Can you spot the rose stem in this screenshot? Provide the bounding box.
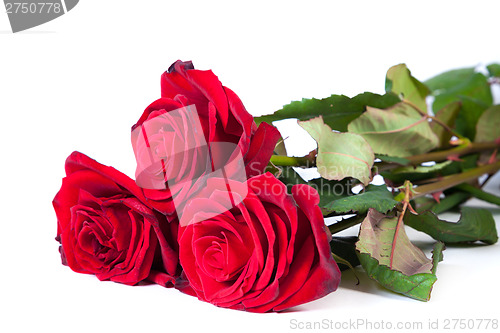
[270,155,315,167]
[453,183,500,206]
[270,141,499,170]
[407,142,499,165]
[390,181,412,269]
[412,160,500,199]
[375,140,500,172]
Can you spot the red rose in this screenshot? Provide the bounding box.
[177,173,341,312]
[53,152,179,286]
[131,60,281,215]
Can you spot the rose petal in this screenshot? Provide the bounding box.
[244,122,281,177]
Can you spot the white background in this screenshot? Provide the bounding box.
[1,1,500,332]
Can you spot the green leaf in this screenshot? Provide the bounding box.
[431,242,445,275]
[357,253,438,301]
[357,209,433,274]
[455,97,490,140]
[375,154,411,165]
[404,207,499,244]
[299,117,374,185]
[321,184,398,215]
[475,105,500,142]
[393,160,452,174]
[347,102,439,157]
[432,72,492,105]
[431,102,461,147]
[385,63,430,113]
[487,63,500,77]
[254,92,400,132]
[356,209,443,301]
[432,73,493,139]
[424,67,475,92]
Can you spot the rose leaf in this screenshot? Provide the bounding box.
[404,207,499,245]
[255,92,400,132]
[374,154,411,166]
[432,73,492,139]
[424,67,475,93]
[321,184,398,215]
[347,102,439,157]
[475,105,500,143]
[385,63,430,113]
[299,116,374,185]
[356,208,444,301]
[487,63,500,77]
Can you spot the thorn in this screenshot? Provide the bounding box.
[487,149,498,165]
[447,154,463,162]
[431,191,443,203]
[281,136,290,143]
[407,202,418,215]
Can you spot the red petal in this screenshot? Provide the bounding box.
[244,122,281,177]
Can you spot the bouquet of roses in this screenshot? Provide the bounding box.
[53,60,500,312]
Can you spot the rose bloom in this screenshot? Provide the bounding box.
[131,60,281,215]
[176,173,341,312]
[54,152,179,286]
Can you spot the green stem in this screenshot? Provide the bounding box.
[271,140,499,170]
[328,214,366,234]
[270,154,314,167]
[413,161,500,198]
[454,183,500,206]
[375,141,500,172]
[407,141,498,165]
